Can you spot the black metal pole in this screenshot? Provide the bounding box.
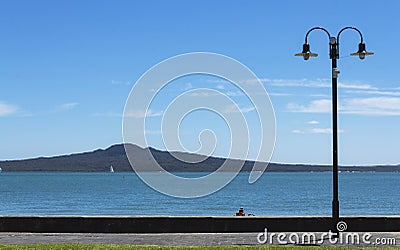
[331,39,340,228]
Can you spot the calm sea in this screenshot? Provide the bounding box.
[0,172,398,216]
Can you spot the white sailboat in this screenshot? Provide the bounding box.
[0,167,2,173]
[109,165,114,173]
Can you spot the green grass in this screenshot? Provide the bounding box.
[0,245,399,250]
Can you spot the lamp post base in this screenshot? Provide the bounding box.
[332,199,340,238]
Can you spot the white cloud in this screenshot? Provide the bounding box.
[287,99,332,113]
[240,106,256,113]
[242,78,269,86]
[223,105,255,114]
[268,92,293,97]
[59,102,79,111]
[206,79,230,84]
[124,109,163,118]
[268,78,329,88]
[307,120,319,125]
[341,97,400,115]
[259,78,272,83]
[185,89,246,98]
[292,128,344,134]
[226,91,244,97]
[187,91,218,97]
[182,82,193,91]
[338,83,376,90]
[308,94,330,98]
[216,84,225,90]
[346,90,400,96]
[288,97,400,116]
[0,102,18,116]
[265,78,376,90]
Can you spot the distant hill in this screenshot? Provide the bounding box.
[0,143,399,172]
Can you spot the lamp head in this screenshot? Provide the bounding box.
[295,43,318,60]
[351,43,374,60]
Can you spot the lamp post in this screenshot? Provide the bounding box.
[295,27,373,233]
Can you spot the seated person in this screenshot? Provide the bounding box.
[235,207,245,216]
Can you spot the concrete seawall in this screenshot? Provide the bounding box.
[1,216,399,233]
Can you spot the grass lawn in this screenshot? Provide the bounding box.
[0,245,400,250]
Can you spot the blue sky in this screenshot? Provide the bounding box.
[1,0,400,165]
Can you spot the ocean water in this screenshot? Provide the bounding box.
[0,172,398,216]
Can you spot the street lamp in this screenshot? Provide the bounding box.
[295,27,373,234]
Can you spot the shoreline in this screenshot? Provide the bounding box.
[1,169,400,173]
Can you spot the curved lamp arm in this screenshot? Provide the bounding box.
[295,27,332,60]
[336,27,373,59]
[305,27,332,44]
[337,26,364,43]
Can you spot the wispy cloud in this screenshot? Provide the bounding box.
[59,102,79,111]
[346,90,400,96]
[288,97,400,116]
[292,128,344,134]
[242,78,268,86]
[264,78,376,90]
[206,79,230,84]
[341,97,400,115]
[226,91,244,97]
[188,91,220,97]
[339,83,376,90]
[216,84,225,90]
[185,89,246,98]
[182,82,193,91]
[267,78,329,88]
[268,92,293,97]
[0,101,18,116]
[287,99,332,113]
[223,105,255,114]
[124,109,163,118]
[307,120,319,125]
[308,94,330,98]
